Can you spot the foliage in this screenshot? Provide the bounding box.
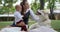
[40,0,45,10]
[0,0,17,14]
[31,0,49,12]
[47,0,60,9]
[31,0,40,13]
[47,0,55,9]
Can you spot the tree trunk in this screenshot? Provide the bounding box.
[23,0,27,2]
[49,0,55,20]
[40,0,45,10]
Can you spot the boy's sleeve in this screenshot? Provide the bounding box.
[14,12,23,24]
[16,12,23,20]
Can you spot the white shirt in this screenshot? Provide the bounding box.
[24,8,39,21]
[14,9,39,24]
[14,11,23,24]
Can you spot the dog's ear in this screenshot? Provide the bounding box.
[37,10,43,15]
[36,11,41,15]
[43,10,50,14]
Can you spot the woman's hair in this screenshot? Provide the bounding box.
[20,0,27,15]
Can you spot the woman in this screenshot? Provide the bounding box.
[12,1,38,28]
[20,1,38,26]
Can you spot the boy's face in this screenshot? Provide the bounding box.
[16,5,22,12]
[18,5,22,12]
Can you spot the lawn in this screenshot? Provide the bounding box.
[0,20,60,32]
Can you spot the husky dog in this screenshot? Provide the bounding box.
[29,10,51,30]
[29,10,57,32]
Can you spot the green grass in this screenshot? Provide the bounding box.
[0,21,13,29]
[0,20,60,32]
[51,20,60,29]
[29,20,60,32]
[51,20,60,32]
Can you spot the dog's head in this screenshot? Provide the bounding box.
[37,9,50,16]
[36,9,50,22]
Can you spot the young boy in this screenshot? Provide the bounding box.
[12,5,27,31]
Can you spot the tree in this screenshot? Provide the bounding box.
[0,0,2,4]
[48,0,55,19]
[40,0,45,10]
[31,0,40,13]
[0,0,17,14]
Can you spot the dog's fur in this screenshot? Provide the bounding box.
[29,10,51,30]
[29,10,57,32]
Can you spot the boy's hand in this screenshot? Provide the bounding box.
[16,21,26,26]
[20,21,26,26]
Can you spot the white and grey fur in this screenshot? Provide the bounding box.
[29,10,57,32]
[29,10,51,30]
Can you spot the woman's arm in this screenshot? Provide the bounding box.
[29,9,39,21]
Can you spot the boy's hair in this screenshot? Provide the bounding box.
[15,5,21,9]
[15,5,19,9]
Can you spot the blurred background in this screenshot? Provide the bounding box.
[0,0,60,32]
